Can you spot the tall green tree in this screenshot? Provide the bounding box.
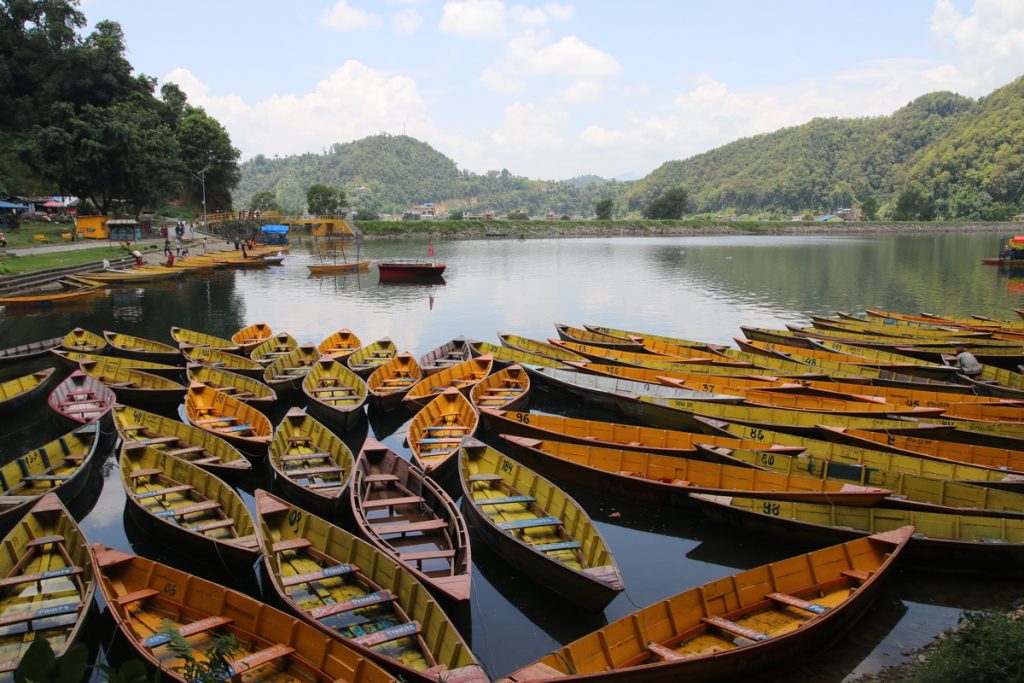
[595,198,614,219]
[643,187,688,219]
[860,196,879,220]
[249,191,280,212]
[306,184,339,215]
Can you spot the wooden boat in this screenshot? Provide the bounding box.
[347,338,398,377]
[407,388,480,478]
[51,349,184,379]
[468,339,567,369]
[0,279,104,308]
[231,322,273,354]
[551,339,727,368]
[498,435,891,506]
[180,344,265,379]
[263,344,321,394]
[403,355,494,410]
[60,327,106,353]
[102,330,180,362]
[0,367,55,412]
[0,335,63,365]
[459,438,624,610]
[698,418,1024,491]
[351,439,471,603]
[554,323,649,352]
[566,359,816,383]
[253,490,485,683]
[219,256,276,268]
[251,332,299,365]
[501,527,913,682]
[184,382,272,455]
[91,546,395,683]
[957,363,1024,399]
[186,364,277,413]
[941,401,1024,423]
[78,359,186,407]
[301,357,368,431]
[119,443,260,569]
[469,364,531,411]
[47,370,115,428]
[74,268,182,283]
[367,353,424,411]
[170,326,239,352]
[0,494,95,672]
[523,366,743,414]
[499,333,590,363]
[112,404,252,480]
[739,389,946,419]
[418,337,473,375]
[270,408,353,516]
[692,494,1024,573]
[0,424,100,530]
[307,259,370,274]
[377,261,446,281]
[583,325,723,354]
[316,328,362,360]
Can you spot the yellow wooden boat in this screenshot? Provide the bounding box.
[180,344,264,378]
[91,545,395,683]
[501,528,913,682]
[231,322,273,354]
[102,330,180,362]
[403,354,493,410]
[112,404,252,480]
[60,327,106,353]
[184,382,271,455]
[51,349,183,378]
[584,325,723,353]
[316,328,362,359]
[263,344,321,393]
[498,435,891,506]
[347,338,398,377]
[251,332,298,364]
[270,408,353,516]
[301,357,368,431]
[0,279,104,308]
[568,360,790,387]
[468,339,567,369]
[555,323,648,352]
[78,358,186,407]
[941,401,1024,423]
[551,339,725,367]
[186,364,277,413]
[306,259,370,275]
[367,353,424,411]
[119,443,260,569]
[0,368,55,412]
[459,437,624,610]
[499,332,589,363]
[740,388,945,419]
[407,388,479,477]
[469,364,531,411]
[958,363,1024,399]
[170,326,239,352]
[254,489,486,682]
[736,337,958,380]
[0,494,95,674]
[351,439,472,603]
[70,268,182,283]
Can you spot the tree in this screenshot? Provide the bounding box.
[894,188,924,220]
[176,108,240,210]
[249,191,280,212]
[448,210,464,220]
[354,209,379,220]
[860,196,879,221]
[595,198,614,220]
[306,184,339,215]
[643,187,688,219]
[507,209,529,220]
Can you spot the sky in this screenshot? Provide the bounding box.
[80,0,1024,181]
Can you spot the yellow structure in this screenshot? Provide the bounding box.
[203,212,356,237]
[75,215,109,239]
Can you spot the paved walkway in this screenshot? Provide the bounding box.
[2,231,239,265]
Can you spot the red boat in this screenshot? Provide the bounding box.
[377,260,446,281]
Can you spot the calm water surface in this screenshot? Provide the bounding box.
[1,232,1021,681]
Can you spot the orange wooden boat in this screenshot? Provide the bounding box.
[317,328,362,360]
[231,322,274,354]
[403,354,493,410]
[555,323,648,352]
[184,382,271,455]
[367,352,423,411]
[301,356,368,431]
[407,388,479,478]
[469,364,531,411]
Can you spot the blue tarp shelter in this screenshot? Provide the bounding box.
[0,200,28,229]
[260,223,289,244]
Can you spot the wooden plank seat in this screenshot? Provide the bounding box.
[363,474,399,483]
[308,590,393,620]
[214,424,254,433]
[362,496,424,509]
[483,388,525,393]
[767,592,829,615]
[320,396,361,403]
[353,621,420,647]
[499,516,560,531]
[128,468,163,480]
[282,563,357,588]
[272,538,312,553]
[0,566,82,588]
[0,602,80,627]
[280,452,332,462]
[372,519,448,535]
[311,386,357,394]
[307,481,344,490]
[164,446,205,458]
[188,518,236,533]
[417,437,464,445]
[398,548,457,561]
[116,588,159,606]
[26,535,65,548]
[648,642,686,662]
[287,436,313,443]
[468,474,502,482]
[137,437,180,446]
[285,465,344,478]
[190,456,222,465]
[195,416,239,425]
[381,378,416,384]
[477,495,535,506]
[23,475,71,482]
[135,485,193,500]
[153,501,220,518]
[531,540,581,553]
[144,616,233,647]
[702,616,771,642]
[228,644,295,677]
[841,569,873,582]
[424,425,470,432]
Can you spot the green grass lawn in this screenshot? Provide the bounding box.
[0,221,80,248]
[0,243,160,275]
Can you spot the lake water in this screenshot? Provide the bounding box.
[1,231,1021,681]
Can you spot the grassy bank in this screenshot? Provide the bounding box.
[0,221,81,248]
[0,244,159,275]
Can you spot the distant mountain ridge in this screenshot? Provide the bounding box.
[235,75,1024,219]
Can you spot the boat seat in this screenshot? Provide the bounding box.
[399,548,457,561]
[477,495,534,506]
[841,569,873,582]
[308,481,344,490]
[352,621,421,647]
[228,644,295,677]
[0,602,80,628]
[424,425,470,432]
[195,416,239,424]
[363,474,399,483]
[189,518,236,533]
[27,535,65,548]
[767,592,829,615]
[214,424,253,433]
[190,456,221,465]
[144,616,233,647]
[129,468,163,480]
[282,563,357,587]
[469,474,503,482]
[362,496,423,509]
[117,589,159,606]
[702,616,771,641]
[137,436,180,446]
[154,500,221,518]
[164,446,205,457]
[0,566,82,588]
[499,516,560,531]
[287,436,313,443]
[280,452,331,462]
[373,519,448,534]
[135,485,193,500]
[308,590,393,619]
[648,642,686,662]
[272,538,312,553]
[531,540,581,553]
[22,475,71,482]
[286,465,344,477]
[417,437,463,445]
[311,387,356,394]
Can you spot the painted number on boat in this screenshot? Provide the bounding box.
[500,459,515,474]
[514,413,530,424]
[288,508,302,531]
[748,428,765,441]
[761,502,781,516]
[759,452,775,466]
[163,582,177,597]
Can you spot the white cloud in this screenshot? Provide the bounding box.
[560,78,602,103]
[544,3,574,21]
[479,32,620,93]
[928,0,1024,91]
[489,101,568,152]
[439,0,506,37]
[479,67,524,93]
[320,0,381,30]
[580,125,623,149]
[511,5,549,26]
[392,9,422,35]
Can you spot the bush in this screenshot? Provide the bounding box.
[910,611,1024,683]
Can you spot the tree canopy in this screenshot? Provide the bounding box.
[306,184,346,215]
[595,198,614,219]
[642,188,689,219]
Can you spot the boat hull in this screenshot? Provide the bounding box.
[377,263,446,281]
